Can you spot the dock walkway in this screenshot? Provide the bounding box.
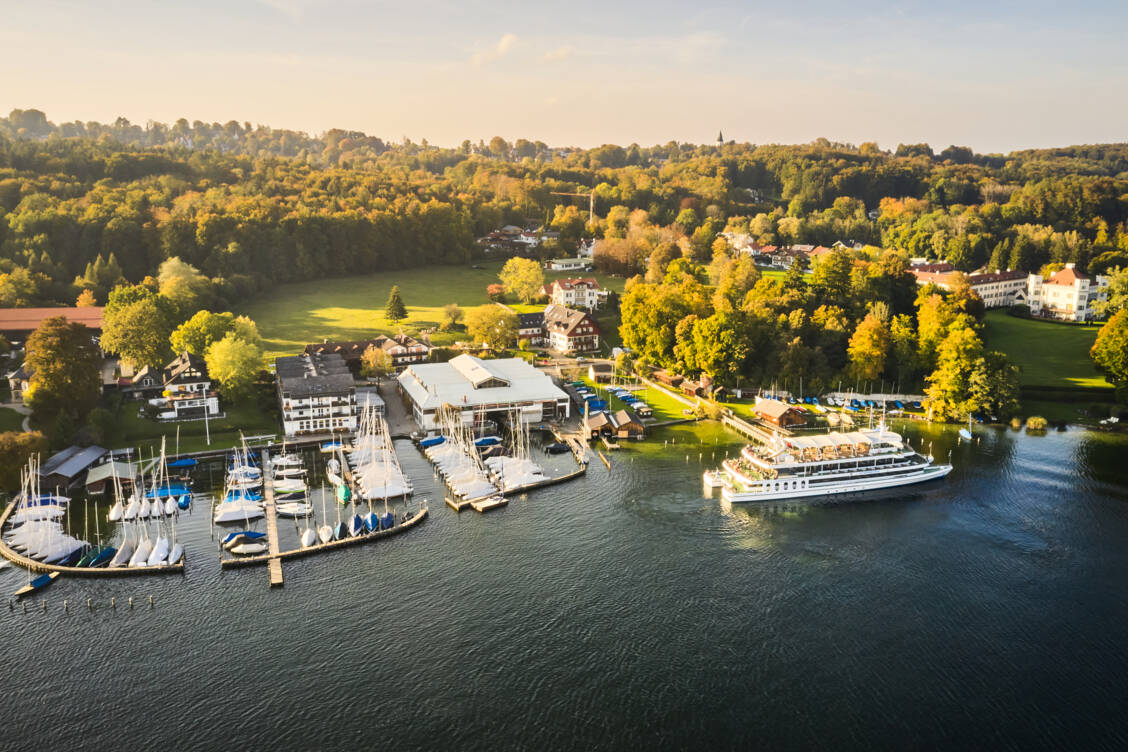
[261,449,284,587]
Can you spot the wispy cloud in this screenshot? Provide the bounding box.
[541,45,574,62]
[471,33,518,66]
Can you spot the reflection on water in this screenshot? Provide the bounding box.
[2,422,1128,750]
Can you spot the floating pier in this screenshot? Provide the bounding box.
[219,506,429,568]
[445,496,472,512]
[470,496,508,513]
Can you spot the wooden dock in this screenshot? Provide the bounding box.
[220,505,429,568]
[260,450,284,587]
[445,496,472,512]
[470,495,508,513]
[596,449,611,469]
[0,496,185,577]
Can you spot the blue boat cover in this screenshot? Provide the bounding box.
[379,512,395,530]
[177,494,192,510]
[420,436,445,448]
[167,458,198,468]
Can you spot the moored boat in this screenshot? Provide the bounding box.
[719,423,952,503]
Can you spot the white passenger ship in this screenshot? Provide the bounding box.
[716,423,951,502]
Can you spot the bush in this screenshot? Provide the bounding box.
[1010,417,1022,430]
[1008,304,1031,318]
[1025,415,1048,431]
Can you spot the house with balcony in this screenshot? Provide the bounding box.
[542,303,600,353]
[155,351,220,420]
[542,277,605,310]
[276,352,357,436]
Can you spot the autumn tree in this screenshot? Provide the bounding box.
[24,316,101,428]
[441,303,463,331]
[360,344,394,381]
[847,314,891,383]
[171,311,261,355]
[0,431,48,492]
[158,257,212,314]
[204,332,264,400]
[1091,309,1128,398]
[499,257,545,304]
[465,305,518,349]
[75,289,97,307]
[385,285,407,324]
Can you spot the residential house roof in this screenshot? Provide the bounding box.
[543,304,598,337]
[164,351,208,385]
[0,306,105,333]
[276,352,355,398]
[517,312,544,328]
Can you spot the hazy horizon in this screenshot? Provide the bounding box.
[4,0,1126,153]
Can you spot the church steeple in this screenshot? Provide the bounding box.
[717,130,724,144]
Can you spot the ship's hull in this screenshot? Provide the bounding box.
[721,463,952,503]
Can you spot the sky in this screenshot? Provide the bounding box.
[2,0,1126,152]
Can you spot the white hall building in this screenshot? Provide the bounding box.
[1023,264,1109,321]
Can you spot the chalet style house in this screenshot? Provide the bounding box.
[130,351,220,420]
[542,303,600,353]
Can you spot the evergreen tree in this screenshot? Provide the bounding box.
[385,285,407,324]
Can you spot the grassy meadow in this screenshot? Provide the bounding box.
[242,259,629,361]
[982,311,1110,389]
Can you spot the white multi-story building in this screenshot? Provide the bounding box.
[542,277,605,310]
[275,352,357,436]
[1023,264,1109,321]
[910,265,1028,308]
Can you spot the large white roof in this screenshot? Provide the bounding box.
[397,354,567,411]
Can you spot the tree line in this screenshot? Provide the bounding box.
[2,110,1127,311]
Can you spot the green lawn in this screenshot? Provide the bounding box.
[0,407,24,432]
[983,311,1111,389]
[576,375,689,423]
[241,259,628,361]
[106,400,279,455]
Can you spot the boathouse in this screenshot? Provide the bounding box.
[754,399,807,428]
[39,445,108,490]
[610,409,645,439]
[397,354,570,431]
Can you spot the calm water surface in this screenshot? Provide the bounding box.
[4,423,1128,750]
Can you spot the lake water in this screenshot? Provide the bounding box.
[3,422,1128,750]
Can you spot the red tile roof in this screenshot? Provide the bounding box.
[0,306,105,332]
[1048,266,1088,285]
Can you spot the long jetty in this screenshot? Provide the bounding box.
[261,449,283,587]
[0,496,185,577]
[219,505,429,568]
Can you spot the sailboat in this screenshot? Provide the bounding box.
[333,493,348,541]
[14,572,60,598]
[317,484,333,544]
[300,503,317,548]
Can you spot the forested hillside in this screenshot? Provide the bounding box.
[1,107,1127,310]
